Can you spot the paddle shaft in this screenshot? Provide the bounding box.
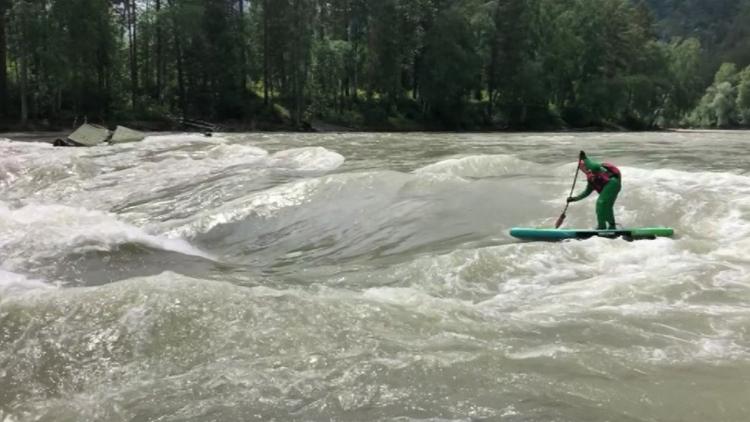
[555,161,581,228]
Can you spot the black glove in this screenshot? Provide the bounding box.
[579,150,587,161]
[567,197,576,203]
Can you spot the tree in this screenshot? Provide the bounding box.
[7,0,38,125]
[311,38,350,114]
[0,0,743,130]
[534,0,581,116]
[112,0,140,110]
[686,62,740,127]
[155,0,164,100]
[486,0,528,122]
[366,0,403,104]
[419,9,480,127]
[736,65,750,124]
[0,0,8,116]
[712,81,737,127]
[289,0,314,126]
[262,0,270,104]
[714,62,739,85]
[201,0,245,117]
[663,37,703,119]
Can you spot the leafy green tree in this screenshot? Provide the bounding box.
[0,0,746,130]
[736,65,750,124]
[365,0,403,105]
[663,37,703,120]
[712,81,737,127]
[201,0,245,117]
[419,9,480,127]
[311,38,351,114]
[686,62,740,127]
[533,0,581,117]
[0,0,9,116]
[721,0,750,67]
[486,0,529,124]
[53,0,119,116]
[7,0,48,123]
[714,62,739,85]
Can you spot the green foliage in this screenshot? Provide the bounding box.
[714,62,739,85]
[419,10,480,127]
[662,38,703,119]
[735,66,750,124]
[686,63,741,127]
[364,0,404,103]
[713,82,738,127]
[2,0,750,129]
[310,38,351,113]
[4,0,119,121]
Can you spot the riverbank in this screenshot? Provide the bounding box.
[2,111,739,135]
[0,117,654,135]
[0,101,636,134]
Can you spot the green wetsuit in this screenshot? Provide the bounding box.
[571,157,621,230]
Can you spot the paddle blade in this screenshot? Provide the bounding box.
[555,213,566,229]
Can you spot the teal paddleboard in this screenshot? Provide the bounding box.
[510,227,674,241]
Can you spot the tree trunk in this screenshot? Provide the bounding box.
[175,40,185,115]
[292,0,303,127]
[56,87,62,117]
[344,11,351,103]
[127,0,139,109]
[238,0,246,92]
[155,0,163,100]
[339,79,344,113]
[487,49,497,118]
[0,4,8,116]
[351,39,358,103]
[487,1,502,119]
[167,0,185,115]
[412,53,419,100]
[142,6,150,98]
[263,0,270,105]
[20,54,28,126]
[175,30,186,115]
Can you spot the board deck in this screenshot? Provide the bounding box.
[510,227,674,241]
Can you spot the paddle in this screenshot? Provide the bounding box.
[555,160,581,228]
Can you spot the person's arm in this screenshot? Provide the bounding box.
[569,182,593,202]
[568,151,596,202]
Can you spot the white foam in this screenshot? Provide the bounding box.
[166,176,323,237]
[104,142,268,174]
[414,155,537,178]
[0,141,273,212]
[0,154,23,184]
[0,268,53,297]
[0,203,213,271]
[139,133,230,147]
[0,140,87,186]
[362,286,472,312]
[506,344,577,360]
[266,147,345,173]
[165,170,406,238]
[0,141,349,218]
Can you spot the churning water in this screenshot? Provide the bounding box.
[1,131,749,421]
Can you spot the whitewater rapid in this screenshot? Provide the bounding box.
[1,131,749,421]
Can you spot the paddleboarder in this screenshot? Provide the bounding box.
[566,151,621,230]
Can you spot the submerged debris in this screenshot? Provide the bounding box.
[53,123,145,147]
[110,126,146,144]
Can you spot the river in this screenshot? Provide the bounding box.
[1,131,749,421]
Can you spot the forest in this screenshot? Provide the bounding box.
[1,0,750,131]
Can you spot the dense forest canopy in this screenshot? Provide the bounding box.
[1,0,749,130]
